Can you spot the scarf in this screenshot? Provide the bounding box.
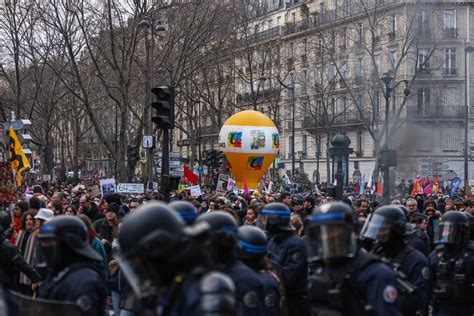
[9,216,21,244]
[20,232,38,285]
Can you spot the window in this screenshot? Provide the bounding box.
[291,12,296,23]
[374,55,380,74]
[341,28,347,50]
[302,135,307,157]
[331,98,336,116]
[331,31,336,51]
[288,72,294,97]
[274,46,280,64]
[356,22,364,42]
[302,70,308,95]
[340,63,347,80]
[277,16,281,26]
[288,136,294,158]
[389,50,397,68]
[417,10,430,34]
[374,92,380,118]
[388,14,396,34]
[341,96,348,122]
[417,88,430,115]
[333,0,338,17]
[356,57,363,78]
[417,48,430,69]
[330,63,337,84]
[444,48,457,75]
[343,0,350,16]
[443,9,457,29]
[357,131,363,153]
[320,2,325,16]
[288,42,294,59]
[302,38,308,56]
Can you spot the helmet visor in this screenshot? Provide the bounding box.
[359,213,392,242]
[115,254,159,304]
[434,222,463,245]
[306,223,355,261]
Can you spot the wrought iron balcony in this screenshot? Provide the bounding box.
[442,28,458,38]
[406,105,464,121]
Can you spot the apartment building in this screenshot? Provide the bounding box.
[175,0,474,187]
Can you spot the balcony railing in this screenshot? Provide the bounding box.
[301,112,364,129]
[442,28,458,38]
[406,105,464,120]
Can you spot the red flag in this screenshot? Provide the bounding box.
[433,175,439,194]
[183,164,198,185]
[425,176,430,187]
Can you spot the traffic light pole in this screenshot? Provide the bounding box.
[161,128,170,201]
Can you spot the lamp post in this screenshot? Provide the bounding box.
[260,75,296,176]
[139,18,166,191]
[380,71,410,204]
[464,43,474,193]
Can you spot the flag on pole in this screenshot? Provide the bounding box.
[423,184,433,195]
[243,174,249,195]
[183,164,199,185]
[425,175,430,187]
[360,175,366,194]
[8,127,30,186]
[367,171,373,193]
[376,171,383,196]
[432,175,439,194]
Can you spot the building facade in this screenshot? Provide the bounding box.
[175,0,474,189]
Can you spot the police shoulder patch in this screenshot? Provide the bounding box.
[382,285,398,304]
[243,291,258,308]
[264,293,276,307]
[421,267,430,280]
[76,295,92,311]
[292,252,302,263]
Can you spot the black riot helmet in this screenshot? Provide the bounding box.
[434,211,469,246]
[39,215,102,270]
[236,225,268,260]
[305,202,357,262]
[258,202,294,237]
[117,202,188,306]
[465,212,474,241]
[360,205,407,242]
[169,200,198,225]
[195,212,238,265]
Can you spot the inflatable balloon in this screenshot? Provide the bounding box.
[218,110,280,190]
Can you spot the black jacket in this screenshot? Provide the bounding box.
[0,238,41,289]
[84,203,104,223]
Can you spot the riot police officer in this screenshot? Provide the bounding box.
[429,211,474,315]
[196,211,264,316]
[117,202,235,315]
[360,205,430,315]
[236,225,286,316]
[169,200,198,225]
[306,202,402,316]
[37,215,107,316]
[259,202,308,315]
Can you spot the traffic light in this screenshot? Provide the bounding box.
[127,145,140,169]
[151,86,175,129]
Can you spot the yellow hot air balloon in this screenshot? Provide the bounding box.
[218,110,280,190]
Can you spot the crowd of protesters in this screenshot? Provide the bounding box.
[0,179,473,315]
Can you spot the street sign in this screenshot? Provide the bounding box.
[142,135,155,149]
[116,183,144,194]
[10,119,31,131]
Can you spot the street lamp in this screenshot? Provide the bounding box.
[464,43,474,193]
[380,71,410,204]
[260,74,296,176]
[139,18,166,191]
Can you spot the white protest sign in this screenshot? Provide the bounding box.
[116,183,145,194]
[189,185,202,197]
